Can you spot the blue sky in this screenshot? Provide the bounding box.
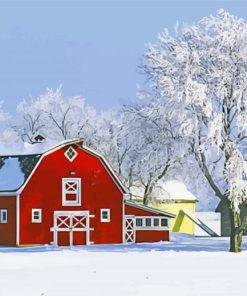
[0,0,247,113]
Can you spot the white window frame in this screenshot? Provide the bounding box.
[64,146,78,162]
[62,178,81,206]
[100,209,110,222]
[160,217,168,227]
[32,209,42,223]
[136,217,143,227]
[145,217,152,227]
[0,209,8,223]
[135,216,169,230]
[153,218,160,227]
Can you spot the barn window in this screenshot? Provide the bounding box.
[62,178,81,206]
[0,209,8,223]
[161,218,168,227]
[32,209,42,223]
[134,217,169,229]
[153,218,160,227]
[136,218,143,227]
[145,218,152,227]
[100,209,110,222]
[64,146,78,162]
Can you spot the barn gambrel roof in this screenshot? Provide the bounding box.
[0,139,128,194]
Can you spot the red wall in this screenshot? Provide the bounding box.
[0,196,16,246]
[19,145,123,245]
[136,230,169,243]
[125,204,162,217]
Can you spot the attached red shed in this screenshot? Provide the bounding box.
[0,139,175,247]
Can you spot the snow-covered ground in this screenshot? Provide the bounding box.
[0,234,246,296]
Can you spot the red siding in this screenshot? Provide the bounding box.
[136,230,169,243]
[125,204,162,217]
[57,232,70,246]
[0,196,16,246]
[19,145,123,246]
[125,203,170,242]
[73,232,86,245]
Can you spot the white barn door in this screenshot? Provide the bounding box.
[53,211,90,246]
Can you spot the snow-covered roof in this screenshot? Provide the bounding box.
[131,180,197,202]
[0,158,24,191]
[0,139,81,156]
[195,212,221,221]
[153,181,197,201]
[0,155,41,192]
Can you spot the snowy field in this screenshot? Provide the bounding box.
[0,234,247,296]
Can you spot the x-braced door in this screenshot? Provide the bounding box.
[124,216,135,243]
[53,211,89,246]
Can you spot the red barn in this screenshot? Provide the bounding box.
[0,139,175,247]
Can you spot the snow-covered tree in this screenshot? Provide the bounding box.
[123,102,184,205]
[90,109,134,185]
[142,9,247,252]
[14,98,45,143]
[14,87,98,144]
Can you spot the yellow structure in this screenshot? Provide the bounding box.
[150,181,197,235]
[131,180,197,235]
[152,200,197,235]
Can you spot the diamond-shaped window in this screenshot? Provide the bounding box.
[65,146,78,162]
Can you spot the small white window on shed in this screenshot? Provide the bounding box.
[0,209,8,223]
[153,218,160,227]
[145,218,152,227]
[64,146,78,162]
[136,218,143,227]
[161,218,168,227]
[100,209,110,222]
[32,209,42,223]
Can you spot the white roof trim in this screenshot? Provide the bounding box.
[125,200,176,218]
[81,145,128,194]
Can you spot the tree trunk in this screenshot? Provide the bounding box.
[229,209,243,253]
[143,194,149,206]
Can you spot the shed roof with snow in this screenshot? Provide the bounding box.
[131,180,197,203]
[152,181,197,202]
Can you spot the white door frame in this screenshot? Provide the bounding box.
[124,215,136,243]
[52,211,90,246]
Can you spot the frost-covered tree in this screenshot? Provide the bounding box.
[14,99,45,143]
[123,102,184,205]
[0,101,12,142]
[14,87,98,144]
[142,10,247,252]
[91,110,134,185]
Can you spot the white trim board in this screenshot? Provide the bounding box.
[16,194,20,246]
[125,200,176,218]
